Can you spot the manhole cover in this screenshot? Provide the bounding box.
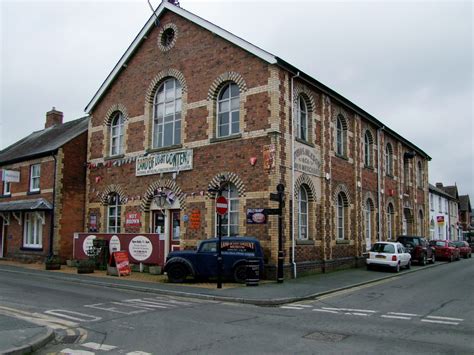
[304,331,348,342]
[59,335,80,344]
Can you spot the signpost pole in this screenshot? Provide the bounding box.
[277,184,284,283]
[217,214,222,289]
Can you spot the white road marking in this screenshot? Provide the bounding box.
[387,312,419,317]
[84,302,146,315]
[59,349,94,355]
[292,304,313,308]
[312,309,339,314]
[45,310,102,322]
[280,306,304,310]
[421,319,459,325]
[425,315,463,322]
[381,315,411,320]
[322,307,376,313]
[350,312,371,316]
[81,342,117,351]
[126,352,153,355]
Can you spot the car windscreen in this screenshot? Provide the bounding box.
[371,243,395,253]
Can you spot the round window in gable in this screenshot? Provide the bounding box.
[158,23,178,52]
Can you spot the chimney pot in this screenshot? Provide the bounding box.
[436,183,443,188]
[45,107,63,128]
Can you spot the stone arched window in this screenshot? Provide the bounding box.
[110,111,125,156]
[296,95,308,142]
[363,130,374,167]
[107,192,121,233]
[215,182,239,237]
[417,161,424,188]
[153,78,182,148]
[386,203,394,240]
[336,114,347,157]
[385,143,394,176]
[217,82,240,138]
[336,192,348,239]
[297,186,309,240]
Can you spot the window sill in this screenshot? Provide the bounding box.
[386,174,394,179]
[0,194,11,199]
[27,190,40,195]
[295,138,314,148]
[146,144,183,154]
[336,239,350,245]
[105,154,125,161]
[363,165,374,171]
[210,133,242,143]
[296,239,315,246]
[335,153,349,161]
[20,247,43,251]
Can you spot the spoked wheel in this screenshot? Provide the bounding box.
[420,254,427,266]
[167,264,188,283]
[233,264,247,283]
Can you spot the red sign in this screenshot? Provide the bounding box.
[111,251,131,276]
[437,216,445,225]
[190,209,201,230]
[216,196,228,215]
[125,212,141,227]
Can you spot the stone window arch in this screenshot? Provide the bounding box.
[216,82,240,137]
[386,202,395,240]
[109,111,125,156]
[385,143,394,176]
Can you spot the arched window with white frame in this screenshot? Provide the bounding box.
[385,143,393,176]
[216,183,239,237]
[365,198,374,249]
[110,111,124,156]
[296,95,307,141]
[386,203,394,240]
[153,78,182,148]
[336,115,347,157]
[336,192,348,240]
[298,186,308,240]
[217,82,240,138]
[107,192,121,233]
[364,130,373,167]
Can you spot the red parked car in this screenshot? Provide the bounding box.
[452,241,472,259]
[429,240,460,262]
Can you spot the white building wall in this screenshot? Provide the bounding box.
[429,191,450,240]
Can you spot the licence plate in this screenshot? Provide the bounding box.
[376,255,385,259]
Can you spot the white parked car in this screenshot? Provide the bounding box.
[366,242,411,273]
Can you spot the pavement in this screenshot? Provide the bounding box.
[0,260,443,354]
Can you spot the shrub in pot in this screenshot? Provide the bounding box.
[45,255,61,270]
[77,259,95,274]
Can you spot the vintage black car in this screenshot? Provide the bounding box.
[163,237,264,283]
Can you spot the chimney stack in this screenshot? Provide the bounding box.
[436,182,444,188]
[45,107,63,128]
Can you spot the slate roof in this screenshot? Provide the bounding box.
[85,2,430,160]
[459,195,472,212]
[440,185,459,199]
[0,198,53,212]
[429,184,457,200]
[0,116,88,165]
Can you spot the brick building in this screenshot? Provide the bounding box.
[84,2,430,277]
[0,109,88,262]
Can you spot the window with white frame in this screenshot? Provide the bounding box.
[23,212,43,248]
[298,186,308,240]
[430,194,434,210]
[417,161,423,188]
[216,183,239,237]
[363,130,373,167]
[110,111,124,156]
[438,196,442,212]
[385,143,393,176]
[364,199,373,245]
[29,164,40,192]
[403,159,410,187]
[107,193,121,233]
[386,203,394,240]
[153,78,182,148]
[217,82,240,138]
[3,181,11,195]
[296,95,307,141]
[336,192,347,239]
[336,115,347,156]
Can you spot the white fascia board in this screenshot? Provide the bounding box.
[85,2,277,114]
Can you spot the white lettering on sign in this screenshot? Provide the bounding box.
[294,147,321,176]
[128,235,153,261]
[136,149,193,176]
[83,235,96,255]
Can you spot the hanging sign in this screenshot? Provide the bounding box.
[437,216,445,225]
[1,169,20,183]
[246,208,267,224]
[135,149,193,176]
[110,251,131,276]
[125,212,141,227]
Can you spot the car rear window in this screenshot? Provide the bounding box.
[371,243,395,253]
[435,241,446,247]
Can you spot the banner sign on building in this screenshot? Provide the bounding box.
[125,212,141,227]
[437,216,445,225]
[1,170,20,183]
[135,149,193,176]
[294,147,321,176]
[247,208,267,224]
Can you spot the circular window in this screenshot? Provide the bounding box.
[158,24,178,52]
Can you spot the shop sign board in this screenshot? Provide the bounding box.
[125,212,141,227]
[1,169,20,183]
[110,251,131,276]
[246,208,267,224]
[294,147,321,176]
[437,216,445,225]
[135,149,193,176]
[189,209,201,230]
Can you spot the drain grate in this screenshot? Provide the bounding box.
[304,331,348,343]
[59,334,81,344]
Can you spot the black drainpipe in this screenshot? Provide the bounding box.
[49,151,57,257]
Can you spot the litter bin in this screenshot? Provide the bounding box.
[246,258,260,286]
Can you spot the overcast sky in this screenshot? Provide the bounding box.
[1,0,473,200]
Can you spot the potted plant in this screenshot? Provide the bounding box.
[77,259,95,274]
[45,255,61,270]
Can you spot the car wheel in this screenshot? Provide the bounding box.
[420,254,427,266]
[406,260,411,270]
[366,264,372,271]
[449,254,453,262]
[167,264,188,283]
[233,264,247,283]
[430,253,435,264]
[393,263,400,273]
[464,253,468,259]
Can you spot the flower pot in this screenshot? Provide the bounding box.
[45,263,61,271]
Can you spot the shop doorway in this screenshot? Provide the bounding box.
[151,208,181,258]
[170,210,180,251]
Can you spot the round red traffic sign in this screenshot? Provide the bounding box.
[216,196,228,215]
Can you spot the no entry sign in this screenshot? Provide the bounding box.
[216,196,228,215]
